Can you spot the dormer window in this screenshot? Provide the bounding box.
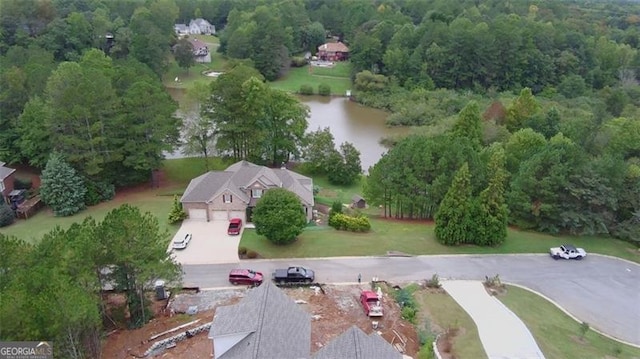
[252,189,263,198]
[223,194,232,203]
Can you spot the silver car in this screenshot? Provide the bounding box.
[172,233,192,250]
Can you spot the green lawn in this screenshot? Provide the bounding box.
[1,193,178,244]
[161,156,231,187]
[269,62,352,96]
[413,289,485,359]
[240,217,640,262]
[499,286,640,359]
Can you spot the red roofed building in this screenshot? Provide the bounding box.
[317,42,349,61]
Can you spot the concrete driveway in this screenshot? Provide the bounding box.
[443,280,545,359]
[169,219,241,265]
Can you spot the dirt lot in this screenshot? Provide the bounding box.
[102,284,419,359]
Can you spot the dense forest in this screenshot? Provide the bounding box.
[1,0,639,236]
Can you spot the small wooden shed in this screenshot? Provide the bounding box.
[351,195,366,209]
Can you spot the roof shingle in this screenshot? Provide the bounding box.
[313,326,401,359]
[209,282,311,359]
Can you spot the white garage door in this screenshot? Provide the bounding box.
[229,211,245,222]
[188,209,207,220]
[211,210,228,221]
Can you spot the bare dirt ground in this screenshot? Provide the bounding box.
[102,284,419,359]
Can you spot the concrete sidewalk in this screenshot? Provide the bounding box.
[442,280,545,359]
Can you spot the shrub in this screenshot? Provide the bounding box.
[425,274,441,289]
[84,179,115,206]
[291,57,308,67]
[299,84,314,95]
[313,185,320,195]
[168,195,188,224]
[329,201,342,218]
[40,153,86,216]
[0,203,15,227]
[238,247,248,256]
[401,306,418,323]
[328,213,371,232]
[246,250,258,259]
[13,177,32,190]
[318,83,331,96]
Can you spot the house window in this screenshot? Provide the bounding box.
[223,194,232,203]
[252,189,263,198]
[0,181,4,192]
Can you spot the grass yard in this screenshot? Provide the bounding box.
[270,62,352,96]
[161,156,231,188]
[1,192,178,244]
[240,217,640,262]
[498,285,640,359]
[413,289,485,359]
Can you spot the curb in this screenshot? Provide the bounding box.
[504,281,640,349]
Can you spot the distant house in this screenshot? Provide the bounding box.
[0,161,16,204]
[181,161,314,223]
[189,18,215,35]
[313,326,402,359]
[188,38,211,63]
[174,23,189,36]
[208,282,311,359]
[351,195,366,209]
[317,42,349,61]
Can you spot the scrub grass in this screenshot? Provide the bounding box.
[413,289,486,359]
[498,285,640,359]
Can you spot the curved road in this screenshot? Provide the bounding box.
[182,254,640,346]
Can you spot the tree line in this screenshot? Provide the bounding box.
[365,92,640,243]
[0,205,181,359]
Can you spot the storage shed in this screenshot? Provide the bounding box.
[351,195,366,209]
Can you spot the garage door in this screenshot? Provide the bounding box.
[188,209,207,221]
[211,210,228,221]
[229,211,245,222]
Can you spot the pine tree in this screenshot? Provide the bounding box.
[476,146,509,246]
[40,152,87,216]
[435,162,473,245]
[452,101,483,150]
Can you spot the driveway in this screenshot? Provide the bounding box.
[443,280,545,359]
[169,219,241,265]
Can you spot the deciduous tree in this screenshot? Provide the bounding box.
[253,188,307,245]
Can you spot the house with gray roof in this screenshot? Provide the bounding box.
[208,281,311,359]
[313,326,402,359]
[174,23,189,36]
[189,18,215,35]
[180,161,314,222]
[0,161,16,204]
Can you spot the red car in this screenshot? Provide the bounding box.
[360,290,383,317]
[228,218,243,235]
[228,269,263,286]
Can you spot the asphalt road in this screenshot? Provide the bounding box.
[182,254,640,346]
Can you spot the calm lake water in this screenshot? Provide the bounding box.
[165,88,407,170]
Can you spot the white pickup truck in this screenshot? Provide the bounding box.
[550,244,587,260]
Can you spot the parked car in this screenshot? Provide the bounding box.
[272,266,315,284]
[360,290,383,317]
[228,269,263,286]
[172,233,192,250]
[549,244,587,260]
[228,218,243,235]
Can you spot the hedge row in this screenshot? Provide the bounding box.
[328,213,371,232]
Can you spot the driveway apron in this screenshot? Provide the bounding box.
[169,219,241,265]
[442,280,545,359]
